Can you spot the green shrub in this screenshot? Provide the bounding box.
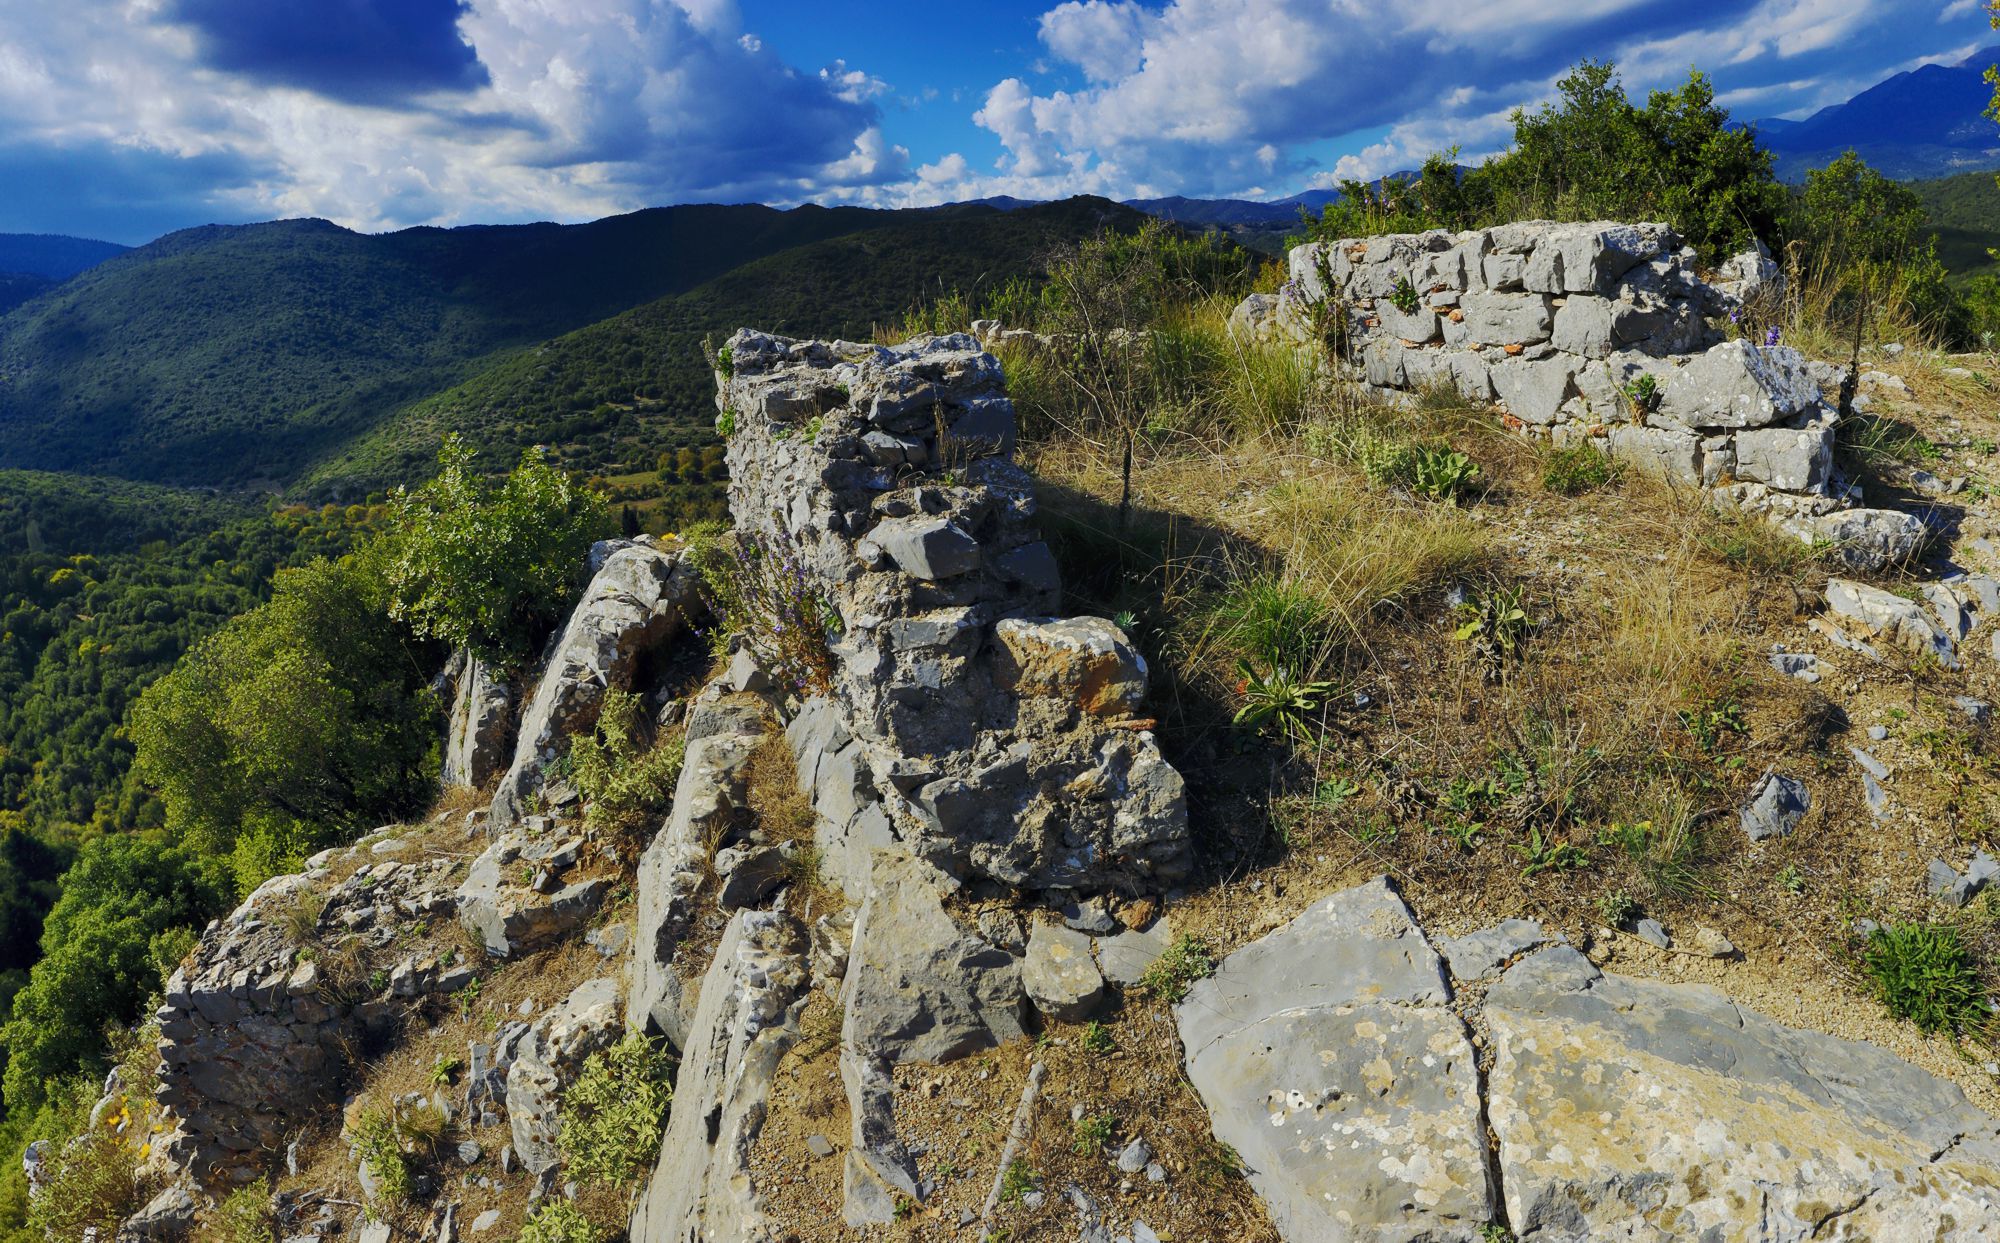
[383,434,611,663]
[211,1181,275,1243]
[1861,922,1992,1037]
[685,526,842,695]
[1541,446,1618,495]
[348,1111,414,1207]
[23,1125,143,1242]
[519,1200,601,1243]
[129,556,435,866]
[1138,934,1216,1003]
[1072,1113,1118,1156]
[1,837,226,1117]
[565,691,686,844]
[557,1035,675,1189]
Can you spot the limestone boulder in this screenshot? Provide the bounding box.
[1485,946,2000,1239]
[629,910,810,1242]
[1021,920,1104,1023]
[489,542,700,829]
[1804,508,1928,572]
[1654,341,1821,430]
[993,616,1149,719]
[629,697,769,1045]
[505,977,622,1177]
[1826,578,1958,667]
[442,650,513,790]
[1175,878,1493,1242]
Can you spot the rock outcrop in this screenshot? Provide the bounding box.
[1176,880,1493,1241]
[629,909,811,1242]
[487,538,700,830]
[441,648,514,790]
[1177,876,2000,1242]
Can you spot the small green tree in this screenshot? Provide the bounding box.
[384,435,611,663]
[128,557,434,871]
[0,835,226,1116]
[1786,152,1959,340]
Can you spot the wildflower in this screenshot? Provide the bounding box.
[1764,326,1781,347]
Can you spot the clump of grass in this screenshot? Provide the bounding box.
[1860,922,1993,1038]
[212,1180,276,1243]
[1139,934,1217,1002]
[1541,444,1619,495]
[1216,575,1335,674]
[558,1035,675,1189]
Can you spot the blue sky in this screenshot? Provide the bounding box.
[0,0,1994,244]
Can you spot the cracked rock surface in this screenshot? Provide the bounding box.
[1178,878,2000,1242]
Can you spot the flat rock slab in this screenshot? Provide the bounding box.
[1438,918,1550,982]
[1094,915,1172,986]
[1485,946,2000,1240]
[1175,877,1493,1241]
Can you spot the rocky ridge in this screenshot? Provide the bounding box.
[109,316,2000,1242]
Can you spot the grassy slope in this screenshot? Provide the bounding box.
[307,196,1151,495]
[0,204,906,488]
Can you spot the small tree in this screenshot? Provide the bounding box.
[384,435,611,664]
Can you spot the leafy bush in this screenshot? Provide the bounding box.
[23,1120,144,1242]
[1408,445,1480,503]
[1861,922,1991,1036]
[0,836,226,1116]
[1781,153,1962,348]
[384,434,612,663]
[565,691,686,845]
[346,1106,415,1204]
[1072,1113,1118,1156]
[210,1181,275,1243]
[1138,934,1216,1003]
[686,525,842,696]
[128,556,435,873]
[519,1200,601,1243]
[1300,62,1785,261]
[1541,446,1618,495]
[557,1035,675,1189]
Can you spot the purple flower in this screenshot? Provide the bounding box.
[1728,308,1742,324]
[1764,326,1781,347]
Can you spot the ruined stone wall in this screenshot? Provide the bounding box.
[154,847,465,1186]
[1227,220,1932,567]
[714,329,1191,896]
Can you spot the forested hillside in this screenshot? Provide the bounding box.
[307,197,1151,515]
[0,205,908,488]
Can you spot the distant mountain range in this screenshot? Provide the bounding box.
[1747,45,2000,181]
[0,234,131,313]
[0,197,1147,493]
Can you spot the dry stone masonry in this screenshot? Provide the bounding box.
[714,328,1192,893]
[154,839,464,1187]
[1236,221,1927,569]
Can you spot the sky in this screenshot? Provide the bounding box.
[0,0,1994,244]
